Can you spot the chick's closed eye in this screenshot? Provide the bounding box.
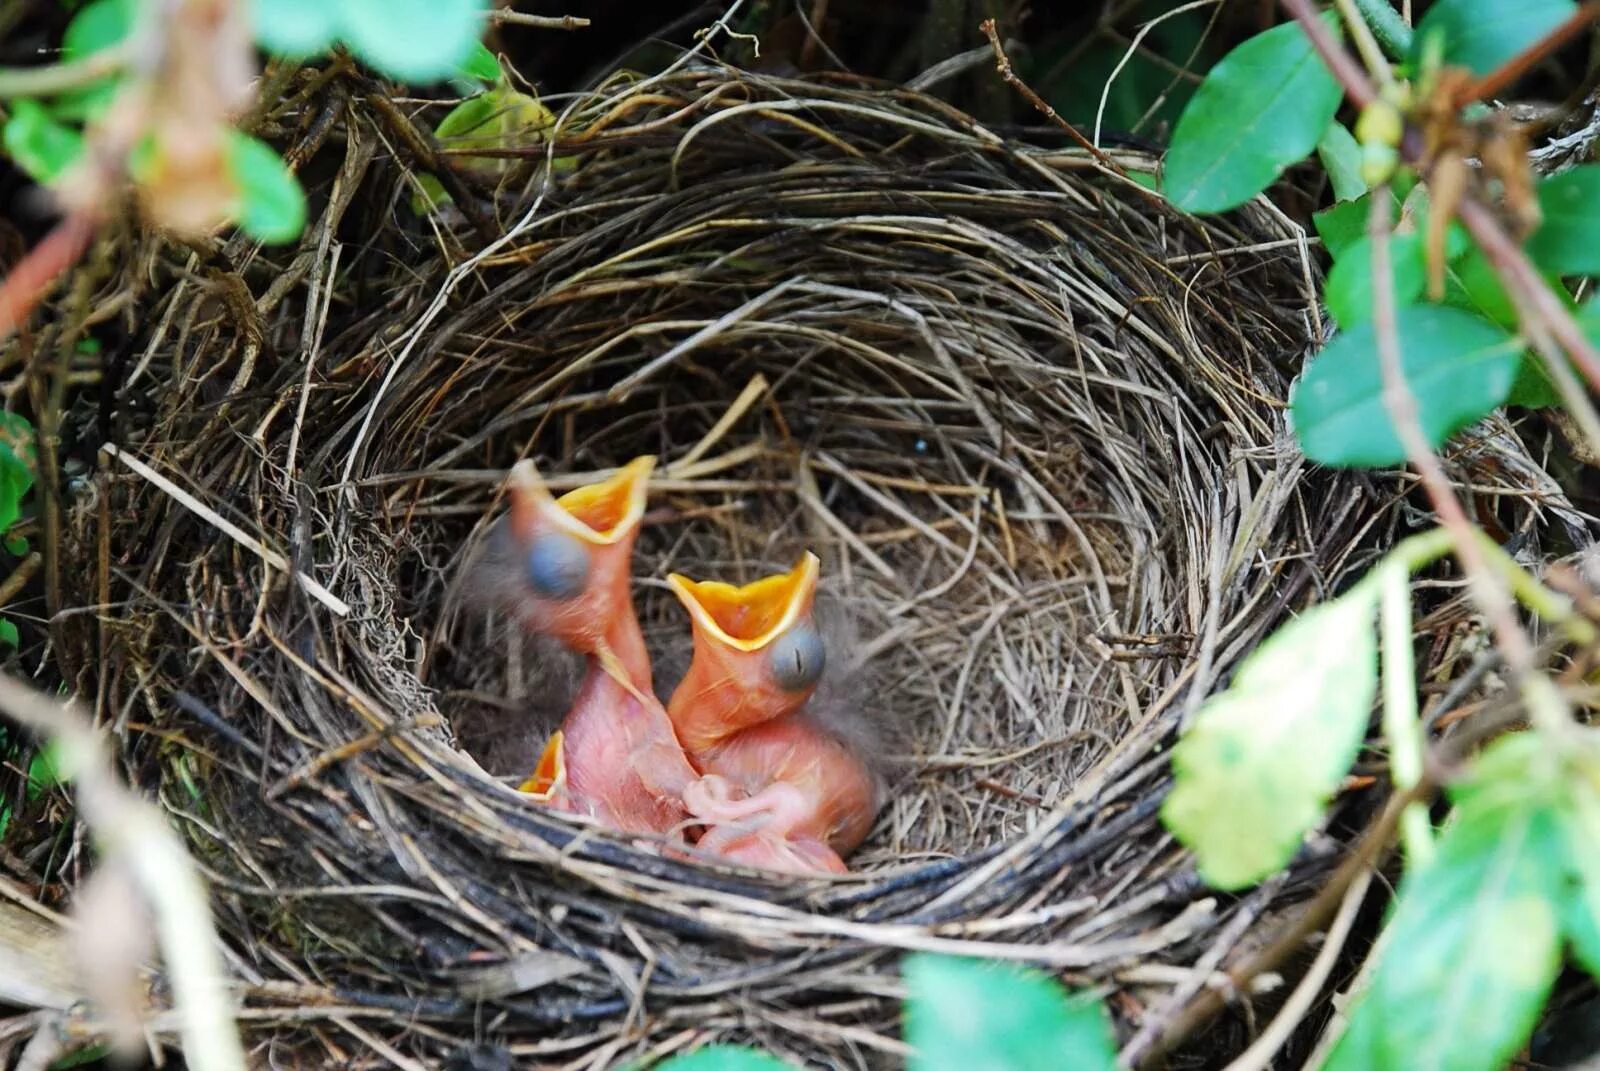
[768,621,825,692]
[525,531,591,600]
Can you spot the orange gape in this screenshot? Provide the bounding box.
[501,457,697,836]
[666,553,879,875]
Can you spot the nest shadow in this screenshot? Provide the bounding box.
[52,67,1578,1066]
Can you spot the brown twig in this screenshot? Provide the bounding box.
[1368,192,1540,681]
[487,11,591,30]
[978,19,1123,172]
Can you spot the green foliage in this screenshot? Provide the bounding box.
[0,620,18,649]
[1162,15,1343,213]
[1,100,84,183]
[458,41,503,84]
[245,0,338,59]
[1316,121,1367,203]
[225,132,307,244]
[655,1048,796,1071]
[1325,733,1597,1071]
[26,739,67,801]
[664,954,1118,1071]
[1292,307,1521,468]
[250,0,488,83]
[412,87,557,213]
[1411,0,1577,78]
[342,0,486,83]
[1162,583,1379,890]
[245,0,495,82]
[55,0,133,119]
[1526,165,1600,276]
[1325,231,1425,325]
[903,954,1116,1071]
[0,412,37,536]
[1314,190,1388,260]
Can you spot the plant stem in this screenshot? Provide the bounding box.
[0,45,127,98]
[1283,0,1378,108]
[1333,0,1397,89]
[1381,562,1434,867]
[1368,188,1545,683]
[1350,0,1413,58]
[1475,534,1599,646]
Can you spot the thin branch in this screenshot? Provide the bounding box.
[0,44,128,97]
[1457,197,1600,393]
[1332,0,1395,89]
[1367,190,1539,682]
[1457,1,1600,106]
[487,11,591,30]
[1281,0,1377,108]
[978,19,1123,172]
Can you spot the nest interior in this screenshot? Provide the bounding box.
[44,67,1564,1066]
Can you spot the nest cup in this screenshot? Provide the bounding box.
[55,68,1559,1064]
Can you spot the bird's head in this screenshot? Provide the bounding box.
[667,551,825,735]
[501,456,655,661]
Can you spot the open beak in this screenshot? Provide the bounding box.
[518,730,567,800]
[508,455,655,546]
[667,552,820,653]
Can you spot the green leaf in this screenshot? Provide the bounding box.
[655,1048,796,1071]
[1558,757,1600,978]
[0,619,18,650]
[1163,585,1379,889]
[1291,306,1521,468]
[0,412,37,537]
[1411,0,1577,78]
[1163,15,1344,213]
[1326,733,1565,1071]
[56,0,133,120]
[26,739,67,800]
[1325,232,1426,325]
[2,100,85,184]
[247,0,339,59]
[225,133,306,244]
[339,0,488,83]
[458,40,502,83]
[1317,121,1367,202]
[63,0,133,56]
[1526,166,1600,276]
[1315,190,1388,261]
[409,172,451,215]
[903,954,1116,1071]
[4,536,27,557]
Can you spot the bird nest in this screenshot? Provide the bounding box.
[44,66,1578,1066]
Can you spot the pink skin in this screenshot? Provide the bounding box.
[666,557,878,876]
[506,458,697,837]
[682,775,848,874]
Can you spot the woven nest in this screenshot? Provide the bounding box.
[46,66,1583,1066]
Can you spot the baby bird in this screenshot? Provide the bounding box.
[498,457,698,836]
[666,553,880,874]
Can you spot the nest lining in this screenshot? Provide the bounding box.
[40,66,1577,1065]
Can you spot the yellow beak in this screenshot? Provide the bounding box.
[666,552,820,653]
[509,455,655,545]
